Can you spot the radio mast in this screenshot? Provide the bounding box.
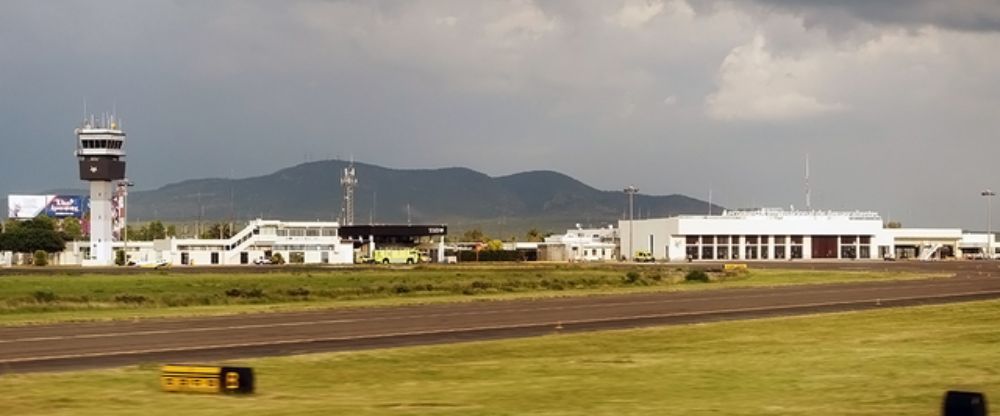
[340,159,357,225]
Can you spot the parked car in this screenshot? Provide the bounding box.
[253,257,273,265]
[136,259,170,269]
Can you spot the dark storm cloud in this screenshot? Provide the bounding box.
[1,0,1000,230]
[741,0,1000,32]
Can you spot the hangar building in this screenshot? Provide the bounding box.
[619,209,970,262]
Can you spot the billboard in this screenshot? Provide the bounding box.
[7,195,90,219]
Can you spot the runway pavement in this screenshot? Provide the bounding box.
[2,266,999,373]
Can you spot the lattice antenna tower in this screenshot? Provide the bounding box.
[340,158,358,225]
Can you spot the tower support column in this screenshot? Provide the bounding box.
[86,181,115,266]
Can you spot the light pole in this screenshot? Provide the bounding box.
[119,179,135,265]
[624,185,639,261]
[983,190,995,259]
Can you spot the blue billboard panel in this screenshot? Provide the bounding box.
[44,195,89,218]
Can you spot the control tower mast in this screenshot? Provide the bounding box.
[340,160,357,226]
[75,113,127,266]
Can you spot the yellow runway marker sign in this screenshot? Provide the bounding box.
[161,365,254,394]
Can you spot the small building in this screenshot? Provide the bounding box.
[339,224,448,261]
[539,226,618,262]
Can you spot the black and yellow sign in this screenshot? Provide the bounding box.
[160,365,255,394]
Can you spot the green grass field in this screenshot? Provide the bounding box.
[0,265,939,325]
[2,299,997,415]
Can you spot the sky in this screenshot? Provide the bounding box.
[2,0,1000,229]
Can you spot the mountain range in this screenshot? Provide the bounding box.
[10,160,723,234]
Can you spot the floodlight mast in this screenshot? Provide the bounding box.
[624,185,639,261]
[983,190,996,259]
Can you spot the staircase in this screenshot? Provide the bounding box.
[919,243,943,261]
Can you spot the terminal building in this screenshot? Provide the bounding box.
[40,220,450,267]
[619,209,985,262]
[52,219,355,266]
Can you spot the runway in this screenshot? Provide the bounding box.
[2,269,999,374]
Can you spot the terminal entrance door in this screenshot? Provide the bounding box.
[811,236,838,259]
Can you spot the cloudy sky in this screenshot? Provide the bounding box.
[2,0,1000,228]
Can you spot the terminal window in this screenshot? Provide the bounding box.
[717,246,729,259]
[774,246,786,259]
[686,246,698,260]
[791,246,803,259]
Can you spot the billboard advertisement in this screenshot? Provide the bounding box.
[7,195,90,219]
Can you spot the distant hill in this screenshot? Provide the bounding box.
[8,161,724,234]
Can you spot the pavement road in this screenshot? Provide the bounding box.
[2,263,1000,373]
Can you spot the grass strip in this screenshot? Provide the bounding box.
[0,298,996,415]
[0,265,940,326]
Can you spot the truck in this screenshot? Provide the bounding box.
[634,250,655,263]
[366,249,425,265]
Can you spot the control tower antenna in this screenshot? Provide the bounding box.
[75,111,127,266]
[340,157,358,225]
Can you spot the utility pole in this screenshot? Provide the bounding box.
[196,192,203,238]
[624,185,639,261]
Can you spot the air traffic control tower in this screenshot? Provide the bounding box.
[75,114,126,266]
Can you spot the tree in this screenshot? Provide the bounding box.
[200,223,235,239]
[166,225,177,238]
[146,221,167,240]
[3,219,21,233]
[126,221,170,241]
[0,217,65,254]
[485,239,505,251]
[22,215,56,232]
[61,218,83,241]
[126,225,140,241]
[33,250,48,266]
[525,228,544,242]
[461,228,487,242]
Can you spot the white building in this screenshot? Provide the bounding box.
[539,226,618,262]
[619,209,976,262]
[61,219,354,266]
